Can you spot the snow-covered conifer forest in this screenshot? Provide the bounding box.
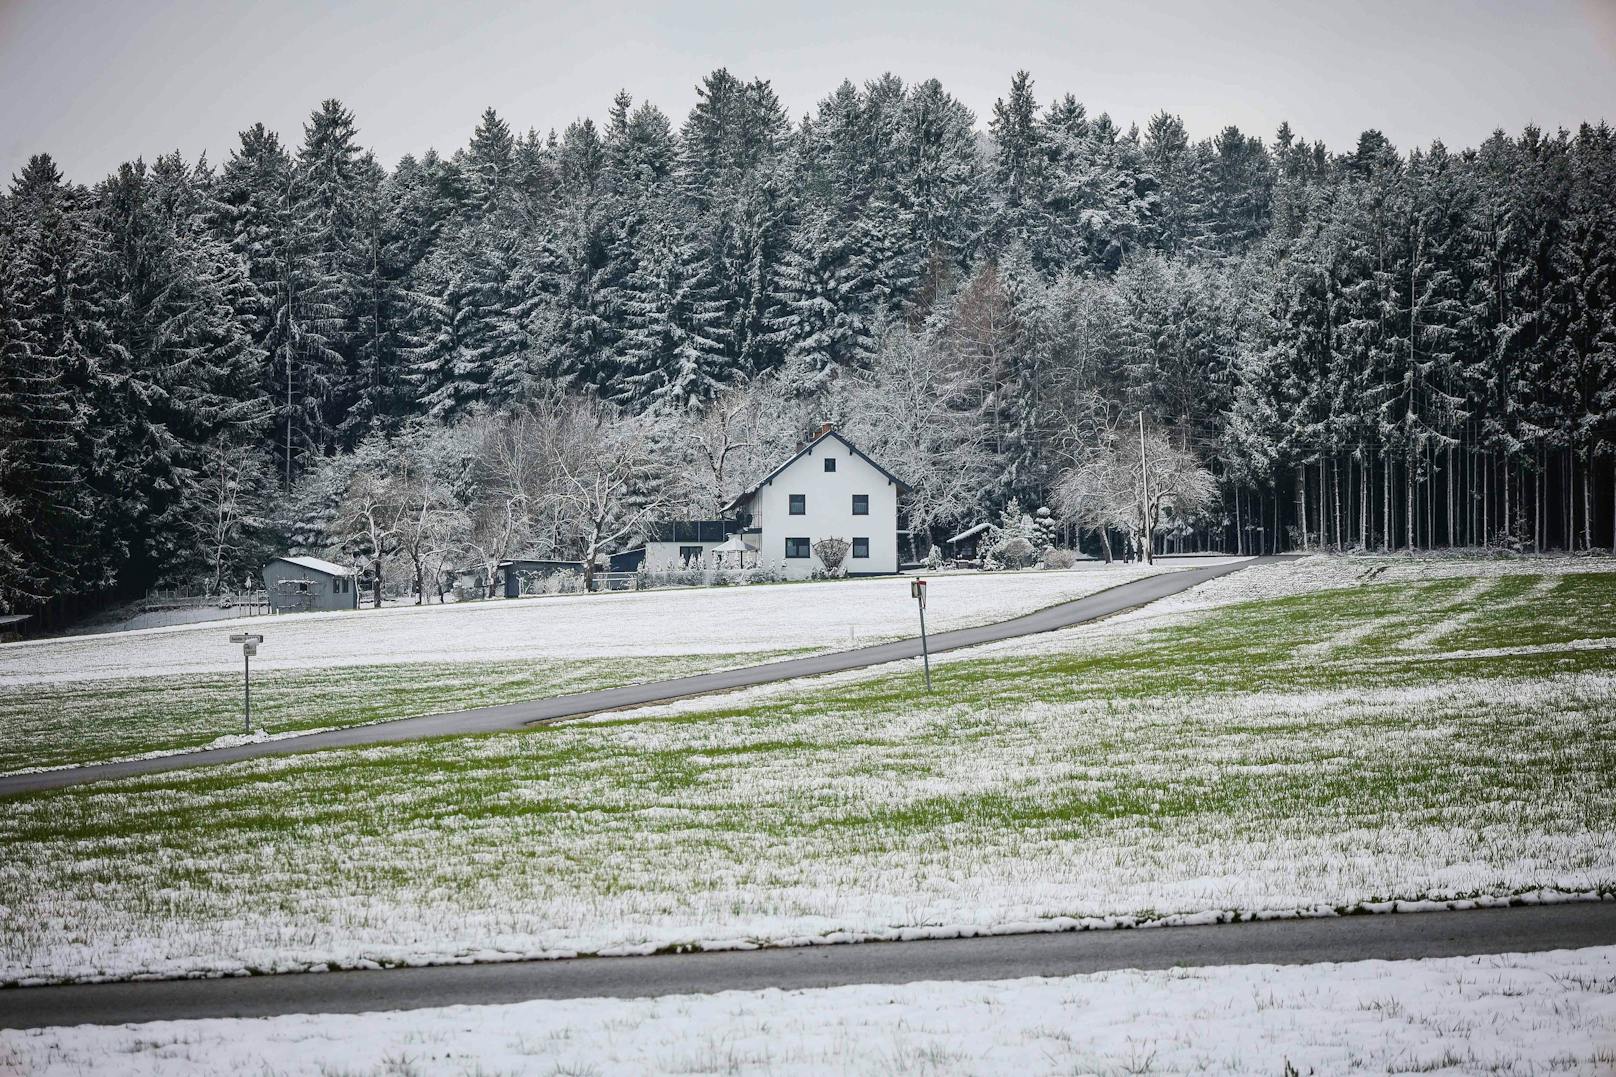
[3,69,1614,626]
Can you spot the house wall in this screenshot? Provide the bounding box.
[261,560,358,613]
[645,541,714,571]
[751,440,900,579]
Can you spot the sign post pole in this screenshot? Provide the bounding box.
[230,633,264,733]
[911,579,931,692]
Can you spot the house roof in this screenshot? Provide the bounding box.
[273,555,356,577]
[947,522,992,544]
[722,429,912,513]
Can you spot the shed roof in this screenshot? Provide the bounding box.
[272,555,355,577]
[722,428,912,513]
[947,522,992,544]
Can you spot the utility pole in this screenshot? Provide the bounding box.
[911,578,931,692]
[1139,410,1151,564]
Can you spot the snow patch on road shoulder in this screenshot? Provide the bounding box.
[7,947,1614,1076]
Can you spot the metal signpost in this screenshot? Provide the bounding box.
[911,578,931,692]
[230,633,264,733]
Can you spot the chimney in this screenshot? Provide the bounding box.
[816,421,834,439]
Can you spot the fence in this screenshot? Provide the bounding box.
[142,586,269,616]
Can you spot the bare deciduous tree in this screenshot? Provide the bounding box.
[1057,421,1217,563]
[553,399,667,591]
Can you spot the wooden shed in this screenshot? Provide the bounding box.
[262,555,359,613]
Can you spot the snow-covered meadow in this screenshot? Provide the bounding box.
[6,948,1614,1076]
[0,561,1191,686]
[0,562,1193,773]
[2,557,1612,985]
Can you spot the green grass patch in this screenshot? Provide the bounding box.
[0,650,806,773]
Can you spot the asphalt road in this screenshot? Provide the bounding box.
[2,902,1609,1029]
[1,556,1268,796]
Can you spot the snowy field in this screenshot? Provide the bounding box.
[0,561,1194,687]
[656,550,1616,707]
[6,948,1614,1075]
[0,651,800,775]
[0,562,1199,773]
[2,556,1611,985]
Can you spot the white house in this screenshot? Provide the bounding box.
[722,424,910,579]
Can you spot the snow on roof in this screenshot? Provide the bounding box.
[274,555,356,577]
[947,522,992,544]
[723,428,912,513]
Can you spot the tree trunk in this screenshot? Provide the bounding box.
[1360,456,1370,551]
[1493,456,1506,549]
[1405,450,1415,551]
[1582,451,1593,552]
[1482,452,1490,547]
[1383,455,1392,551]
[1454,443,1467,549]
[1296,465,1309,549]
[1332,458,1343,551]
[583,531,600,592]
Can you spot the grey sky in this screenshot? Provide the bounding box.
[2,0,1613,183]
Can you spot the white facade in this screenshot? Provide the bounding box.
[731,430,906,579]
[645,540,713,571]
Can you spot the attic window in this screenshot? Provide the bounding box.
[824,457,836,472]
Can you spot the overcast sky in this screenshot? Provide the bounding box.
[2,0,1614,183]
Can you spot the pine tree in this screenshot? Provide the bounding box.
[1204,125,1274,255]
[463,107,516,222]
[0,155,106,610]
[91,153,268,585]
[770,210,874,393]
[617,211,732,408]
[1555,122,1616,547]
[898,78,984,295]
[987,71,1047,255]
[293,99,371,452]
[1141,111,1202,256]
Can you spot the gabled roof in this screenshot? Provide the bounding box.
[723,429,912,513]
[273,555,355,577]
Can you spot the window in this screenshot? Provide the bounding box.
[823,457,836,472]
[789,494,806,515]
[679,545,704,564]
[852,494,869,515]
[852,537,869,559]
[786,537,811,559]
